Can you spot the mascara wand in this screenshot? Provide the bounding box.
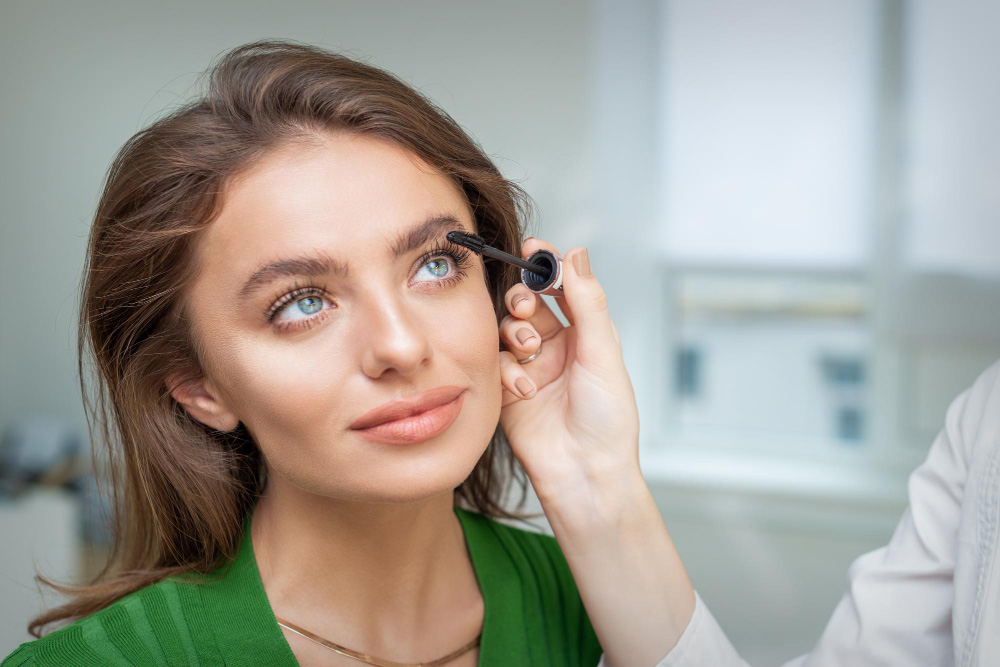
[446,231,550,277]
[447,230,564,295]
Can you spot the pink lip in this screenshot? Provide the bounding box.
[349,385,466,444]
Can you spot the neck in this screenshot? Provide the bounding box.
[250,477,483,652]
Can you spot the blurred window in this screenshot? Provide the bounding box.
[655,0,1000,468]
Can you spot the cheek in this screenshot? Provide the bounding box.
[202,326,353,443]
[455,290,503,425]
[437,288,501,382]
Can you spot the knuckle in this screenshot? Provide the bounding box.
[499,349,520,365]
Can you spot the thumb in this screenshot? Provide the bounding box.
[563,247,620,370]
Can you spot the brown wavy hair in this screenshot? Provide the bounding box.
[30,38,535,637]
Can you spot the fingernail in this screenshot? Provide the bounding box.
[572,248,592,278]
[511,293,529,310]
[515,327,537,345]
[515,376,535,397]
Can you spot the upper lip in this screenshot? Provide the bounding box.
[349,385,465,430]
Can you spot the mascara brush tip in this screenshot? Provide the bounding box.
[446,230,485,252]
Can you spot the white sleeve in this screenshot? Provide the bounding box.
[597,361,998,667]
[594,591,753,667]
[791,366,986,667]
[651,591,752,667]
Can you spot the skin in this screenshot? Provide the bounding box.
[169,130,697,667]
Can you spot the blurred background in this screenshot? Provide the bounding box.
[2,0,999,662]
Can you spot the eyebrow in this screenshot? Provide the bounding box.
[237,214,468,301]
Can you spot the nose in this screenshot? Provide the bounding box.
[356,291,434,379]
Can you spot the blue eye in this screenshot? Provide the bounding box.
[294,295,324,315]
[414,256,455,282]
[414,243,473,286]
[269,291,332,332]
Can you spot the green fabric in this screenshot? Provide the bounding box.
[2,506,603,666]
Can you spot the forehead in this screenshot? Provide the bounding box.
[195,133,471,280]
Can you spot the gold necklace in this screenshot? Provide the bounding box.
[275,616,481,667]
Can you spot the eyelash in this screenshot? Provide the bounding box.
[264,243,474,333]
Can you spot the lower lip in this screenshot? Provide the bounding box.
[352,392,465,445]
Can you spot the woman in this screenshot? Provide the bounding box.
[2,39,692,666]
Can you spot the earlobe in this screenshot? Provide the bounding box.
[166,371,240,432]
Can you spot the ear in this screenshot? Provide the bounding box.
[166,371,240,432]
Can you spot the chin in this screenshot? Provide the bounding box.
[320,472,471,505]
[363,450,484,504]
[291,440,486,505]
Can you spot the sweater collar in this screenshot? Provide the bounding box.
[197,504,522,666]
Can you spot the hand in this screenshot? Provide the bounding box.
[497,238,641,505]
[498,244,695,667]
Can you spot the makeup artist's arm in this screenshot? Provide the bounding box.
[535,467,700,667]
[496,240,715,666]
[498,239,982,667]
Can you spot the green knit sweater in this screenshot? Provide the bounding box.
[2,506,603,666]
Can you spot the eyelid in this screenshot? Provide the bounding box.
[411,244,471,279]
[265,282,330,322]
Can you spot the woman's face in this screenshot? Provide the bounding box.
[179,132,502,503]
